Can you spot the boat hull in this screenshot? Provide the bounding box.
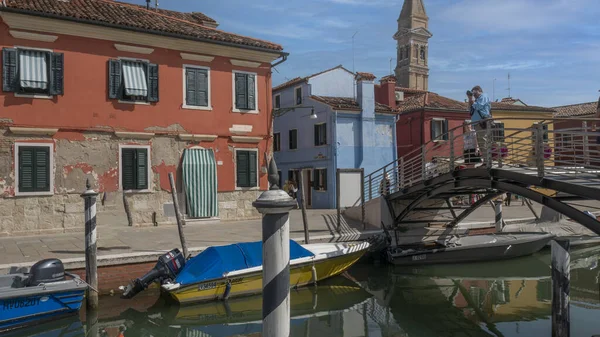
[165,244,367,304]
[387,233,554,266]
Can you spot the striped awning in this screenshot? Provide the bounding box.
[19,50,48,90]
[122,61,148,97]
[183,148,218,218]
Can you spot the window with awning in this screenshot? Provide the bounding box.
[108,59,159,102]
[2,48,64,95]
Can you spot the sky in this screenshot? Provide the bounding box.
[126,0,600,107]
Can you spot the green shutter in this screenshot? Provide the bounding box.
[2,48,18,93]
[35,147,50,191]
[198,69,208,107]
[322,124,327,145]
[108,59,122,99]
[18,147,34,192]
[49,52,64,95]
[18,146,49,192]
[186,68,197,106]
[289,129,297,149]
[430,120,435,140]
[247,74,256,110]
[122,148,135,190]
[314,124,319,146]
[235,73,247,109]
[248,151,257,187]
[236,151,249,187]
[147,63,159,102]
[136,149,148,189]
[322,169,327,190]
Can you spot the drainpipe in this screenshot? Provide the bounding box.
[271,54,288,68]
[332,110,338,209]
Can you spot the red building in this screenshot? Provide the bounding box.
[0,0,286,235]
[553,100,600,167]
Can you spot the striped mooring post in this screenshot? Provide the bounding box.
[253,157,297,337]
[494,200,503,232]
[551,240,570,337]
[81,178,99,310]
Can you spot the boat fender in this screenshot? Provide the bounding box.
[311,265,318,286]
[222,280,232,300]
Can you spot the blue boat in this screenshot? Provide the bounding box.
[0,259,87,332]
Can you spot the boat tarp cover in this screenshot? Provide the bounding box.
[175,240,314,286]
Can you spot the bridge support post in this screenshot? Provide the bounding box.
[494,200,503,232]
[551,239,570,337]
[253,158,296,337]
[582,121,590,167]
[535,123,545,178]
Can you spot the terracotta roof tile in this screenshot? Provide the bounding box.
[380,75,396,82]
[311,95,394,113]
[273,65,353,92]
[2,0,282,52]
[356,72,376,81]
[395,86,429,94]
[396,92,468,114]
[491,102,555,113]
[553,101,598,117]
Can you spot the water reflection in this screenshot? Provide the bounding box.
[19,245,600,337]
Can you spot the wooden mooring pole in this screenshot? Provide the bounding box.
[551,239,570,337]
[81,179,99,310]
[168,172,188,259]
[494,200,503,232]
[298,170,310,243]
[253,158,296,337]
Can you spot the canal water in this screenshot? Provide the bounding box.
[17,245,600,337]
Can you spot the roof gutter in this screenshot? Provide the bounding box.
[0,7,287,57]
[271,53,288,68]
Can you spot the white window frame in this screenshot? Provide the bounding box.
[274,93,281,109]
[14,142,55,196]
[182,64,212,111]
[273,132,281,152]
[289,128,298,151]
[119,144,152,193]
[294,86,303,106]
[13,45,54,99]
[115,56,152,105]
[314,167,327,192]
[431,118,446,142]
[234,147,260,190]
[314,122,327,147]
[232,70,259,114]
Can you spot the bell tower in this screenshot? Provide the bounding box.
[394,0,432,90]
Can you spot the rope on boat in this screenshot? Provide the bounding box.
[222,280,232,300]
[66,272,99,293]
[311,265,318,286]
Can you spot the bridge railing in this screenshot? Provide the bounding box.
[365,117,600,202]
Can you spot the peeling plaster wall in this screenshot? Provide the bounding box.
[0,130,263,236]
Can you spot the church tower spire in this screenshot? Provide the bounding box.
[394,0,432,90]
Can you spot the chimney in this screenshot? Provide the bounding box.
[375,75,397,110]
[355,72,376,118]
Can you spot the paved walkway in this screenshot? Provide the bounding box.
[1,200,598,269]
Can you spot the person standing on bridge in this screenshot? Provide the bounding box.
[467,86,492,165]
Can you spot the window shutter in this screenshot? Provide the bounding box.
[108,59,122,99]
[185,68,197,106]
[248,151,257,187]
[122,148,135,190]
[322,169,327,190]
[147,63,159,102]
[235,73,247,109]
[314,124,319,146]
[442,120,448,140]
[247,74,256,110]
[18,147,34,192]
[49,52,64,95]
[35,147,50,191]
[2,48,18,93]
[322,124,327,144]
[198,69,208,107]
[136,149,148,189]
[430,120,435,140]
[236,151,249,187]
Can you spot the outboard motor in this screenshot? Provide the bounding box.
[28,258,66,286]
[121,248,185,299]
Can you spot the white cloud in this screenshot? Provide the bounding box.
[321,18,351,29]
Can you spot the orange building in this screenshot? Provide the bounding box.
[0,0,287,235]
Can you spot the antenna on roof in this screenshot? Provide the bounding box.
[155,0,159,9]
[389,58,393,76]
[352,31,359,74]
[146,0,150,9]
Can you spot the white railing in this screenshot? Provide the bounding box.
[365,117,600,202]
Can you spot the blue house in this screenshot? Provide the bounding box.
[272,65,398,209]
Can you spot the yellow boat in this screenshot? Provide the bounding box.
[161,241,370,304]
